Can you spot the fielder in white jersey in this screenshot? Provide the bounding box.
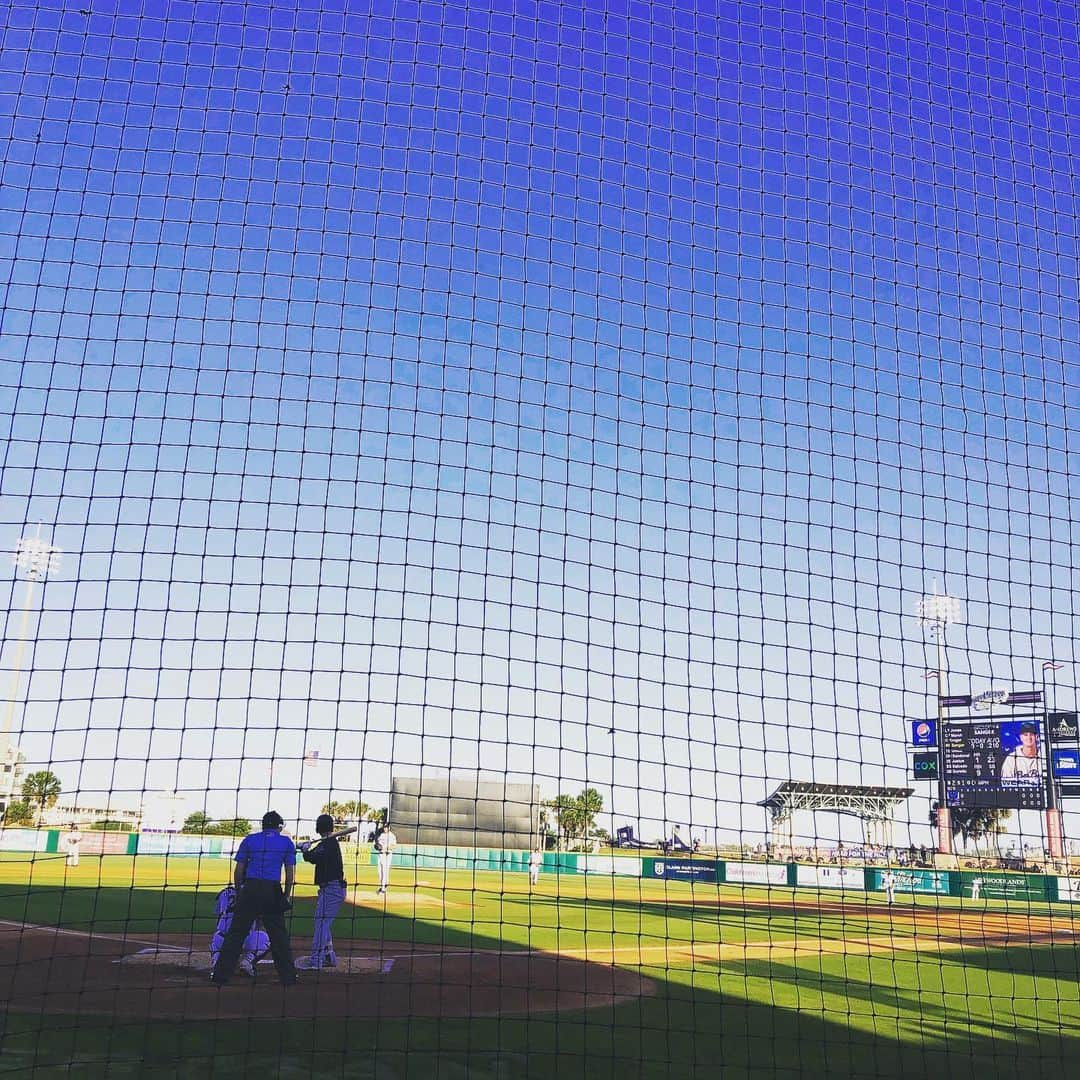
[528,849,543,887]
[882,869,896,905]
[375,827,397,894]
[63,827,82,867]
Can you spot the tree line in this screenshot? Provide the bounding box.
[542,788,605,849]
[320,798,385,823]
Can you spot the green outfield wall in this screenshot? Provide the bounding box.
[0,828,1070,906]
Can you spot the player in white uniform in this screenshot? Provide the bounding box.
[63,826,82,867]
[375,826,397,895]
[528,849,543,887]
[210,885,270,976]
[882,869,896,905]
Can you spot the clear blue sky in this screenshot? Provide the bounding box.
[1,0,1080,849]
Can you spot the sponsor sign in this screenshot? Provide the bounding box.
[912,752,939,780]
[76,831,131,856]
[136,833,232,856]
[1059,780,1080,799]
[724,862,789,886]
[0,828,49,853]
[1057,877,1080,902]
[961,873,1048,902]
[1052,748,1080,779]
[868,868,949,895]
[580,855,642,876]
[940,694,973,708]
[1049,712,1080,742]
[911,721,937,747]
[646,858,718,883]
[1005,690,1043,707]
[796,865,865,890]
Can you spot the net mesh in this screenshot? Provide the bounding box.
[1,0,1078,1076]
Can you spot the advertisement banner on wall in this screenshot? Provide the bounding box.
[0,828,49,853]
[796,865,865,890]
[76,831,132,855]
[580,855,642,876]
[645,858,719,883]
[1057,877,1080,901]
[136,833,223,857]
[724,862,789,886]
[961,873,1048,901]
[868,868,950,895]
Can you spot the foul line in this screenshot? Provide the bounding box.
[0,918,185,952]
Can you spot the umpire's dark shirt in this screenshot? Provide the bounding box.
[302,837,345,886]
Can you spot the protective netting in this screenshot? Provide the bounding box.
[1,0,1079,1076]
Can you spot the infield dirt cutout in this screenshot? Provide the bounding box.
[1,893,1072,1021]
[0,925,656,1020]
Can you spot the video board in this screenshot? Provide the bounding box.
[942,720,1046,809]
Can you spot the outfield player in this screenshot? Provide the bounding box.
[375,824,397,895]
[882,869,896,905]
[209,885,270,976]
[63,826,82,867]
[210,811,298,987]
[297,813,346,969]
[971,876,983,901]
[528,848,542,887]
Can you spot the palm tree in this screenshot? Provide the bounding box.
[546,795,581,850]
[951,808,1011,854]
[21,771,61,825]
[578,788,604,839]
[340,799,372,821]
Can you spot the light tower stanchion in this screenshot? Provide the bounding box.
[1,530,63,815]
[917,588,962,860]
[1042,661,1065,864]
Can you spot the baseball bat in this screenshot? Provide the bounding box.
[299,825,357,851]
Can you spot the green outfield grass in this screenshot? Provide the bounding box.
[1,852,1078,1078]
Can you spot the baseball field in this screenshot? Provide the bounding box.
[0,850,1077,1079]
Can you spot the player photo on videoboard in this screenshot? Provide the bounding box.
[998,721,1043,781]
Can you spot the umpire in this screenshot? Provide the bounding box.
[210,811,299,986]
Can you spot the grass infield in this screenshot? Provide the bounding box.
[0,851,1078,1078]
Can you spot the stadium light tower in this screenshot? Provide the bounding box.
[917,585,962,858]
[2,527,63,742]
[1042,660,1066,863]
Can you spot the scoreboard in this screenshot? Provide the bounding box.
[942,720,1046,810]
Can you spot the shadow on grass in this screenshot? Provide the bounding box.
[2,886,1080,1079]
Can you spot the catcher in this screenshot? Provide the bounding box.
[209,884,270,977]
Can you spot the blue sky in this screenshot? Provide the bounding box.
[2,0,1080,848]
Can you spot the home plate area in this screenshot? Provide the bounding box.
[0,923,653,1021]
[116,948,388,975]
